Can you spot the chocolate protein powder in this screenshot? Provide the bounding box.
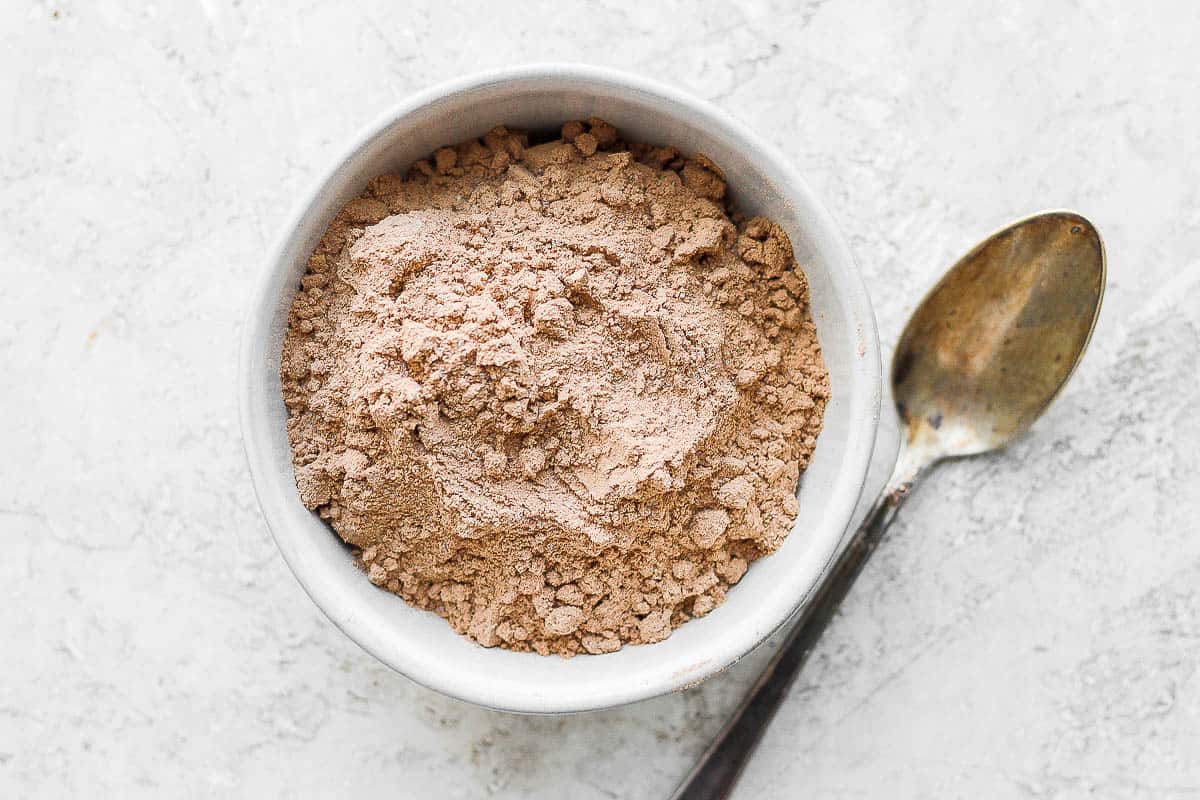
[281,119,829,655]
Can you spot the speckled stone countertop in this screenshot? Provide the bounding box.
[3,2,1198,797]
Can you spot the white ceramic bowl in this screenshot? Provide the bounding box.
[239,64,881,714]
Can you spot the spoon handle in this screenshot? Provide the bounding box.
[668,460,922,800]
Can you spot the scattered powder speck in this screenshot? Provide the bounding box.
[281,119,829,656]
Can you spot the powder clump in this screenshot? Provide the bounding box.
[281,119,829,656]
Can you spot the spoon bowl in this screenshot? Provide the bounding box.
[893,211,1105,463]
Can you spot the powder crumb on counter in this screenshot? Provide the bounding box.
[281,118,828,656]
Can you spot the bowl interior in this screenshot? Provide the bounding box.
[240,67,880,713]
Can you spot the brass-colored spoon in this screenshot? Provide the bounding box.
[671,211,1106,800]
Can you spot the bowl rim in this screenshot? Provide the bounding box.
[239,62,882,713]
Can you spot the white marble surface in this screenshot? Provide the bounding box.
[3,1,1198,797]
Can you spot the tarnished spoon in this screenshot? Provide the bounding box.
[671,210,1106,800]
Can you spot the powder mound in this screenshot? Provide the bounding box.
[281,119,829,656]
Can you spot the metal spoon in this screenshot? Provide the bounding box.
[670,210,1106,800]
